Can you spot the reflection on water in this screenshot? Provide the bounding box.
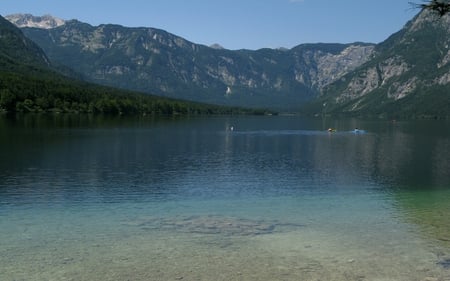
[0,114,450,280]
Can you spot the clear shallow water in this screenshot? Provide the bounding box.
[1,114,450,280]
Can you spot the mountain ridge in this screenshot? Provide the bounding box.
[5,14,65,29]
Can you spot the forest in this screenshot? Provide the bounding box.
[0,70,263,115]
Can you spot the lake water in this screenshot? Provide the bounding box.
[1,114,450,281]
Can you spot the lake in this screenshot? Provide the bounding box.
[1,114,450,281]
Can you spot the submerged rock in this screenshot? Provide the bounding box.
[126,215,304,236]
[437,258,450,269]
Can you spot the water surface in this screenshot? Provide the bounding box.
[1,115,450,280]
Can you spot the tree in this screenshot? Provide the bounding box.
[411,0,450,17]
[0,89,16,112]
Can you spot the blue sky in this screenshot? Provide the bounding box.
[2,0,418,50]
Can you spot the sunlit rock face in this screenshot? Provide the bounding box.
[5,14,65,29]
[319,10,450,117]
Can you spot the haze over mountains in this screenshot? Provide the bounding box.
[4,10,450,118]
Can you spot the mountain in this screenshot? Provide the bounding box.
[315,10,450,119]
[9,14,374,109]
[5,14,65,29]
[0,15,51,69]
[0,14,249,116]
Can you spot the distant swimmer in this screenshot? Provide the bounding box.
[327,128,336,133]
[230,126,234,131]
[352,128,366,134]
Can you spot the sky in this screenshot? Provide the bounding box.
[1,0,419,50]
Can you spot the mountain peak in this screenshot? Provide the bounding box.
[209,43,225,50]
[5,14,65,29]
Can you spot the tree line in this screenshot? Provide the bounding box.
[0,71,267,116]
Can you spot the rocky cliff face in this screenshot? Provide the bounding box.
[5,14,65,29]
[293,44,375,90]
[319,10,450,118]
[8,14,374,109]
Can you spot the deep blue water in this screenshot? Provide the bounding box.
[0,115,449,280]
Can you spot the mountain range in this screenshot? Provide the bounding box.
[6,13,375,110]
[4,10,450,118]
[0,15,248,116]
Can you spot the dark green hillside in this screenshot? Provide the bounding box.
[0,16,50,68]
[0,15,252,115]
